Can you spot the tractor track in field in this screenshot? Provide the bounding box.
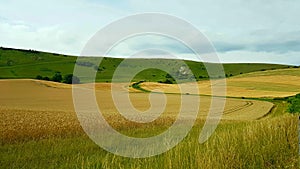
[223,101,254,115]
[132,82,258,116]
[130,81,276,120]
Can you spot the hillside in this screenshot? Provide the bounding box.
[0,47,292,83]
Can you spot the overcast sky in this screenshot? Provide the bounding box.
[0,0,299,65]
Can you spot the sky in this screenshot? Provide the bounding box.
[0,0,299,65]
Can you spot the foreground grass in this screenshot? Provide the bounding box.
[1,114,298,169]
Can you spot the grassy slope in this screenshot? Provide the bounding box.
[0,47,291,82]
[0,48,76,79]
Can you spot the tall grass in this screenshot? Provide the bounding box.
[1,114,298,169]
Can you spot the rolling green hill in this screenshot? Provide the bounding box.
[0,47,292,83]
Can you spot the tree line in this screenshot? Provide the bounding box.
[36,72,80,84]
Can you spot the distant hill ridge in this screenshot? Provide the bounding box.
[0,47,293,83]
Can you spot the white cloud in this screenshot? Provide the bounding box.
[0,0,128,55]
[217,50,300,65]
[0,0,299,64]
[0,21,87,55]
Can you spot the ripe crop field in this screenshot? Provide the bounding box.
[0,79,298,168]
[0,79,273,141]
[141,68,300,98]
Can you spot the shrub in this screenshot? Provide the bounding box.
[163,79,173,84]
[6,60,14,66]
[42,76,50,81]
[36,75,43,80]
[287,94,300,113]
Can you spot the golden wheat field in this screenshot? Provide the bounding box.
[0,76,298,168]
[141,68,300,98]
[0,79,273,142]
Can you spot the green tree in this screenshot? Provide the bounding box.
[36,75,43,80]
[63,74,80,84]
[166,73,172,78]
[52,72,62,82]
